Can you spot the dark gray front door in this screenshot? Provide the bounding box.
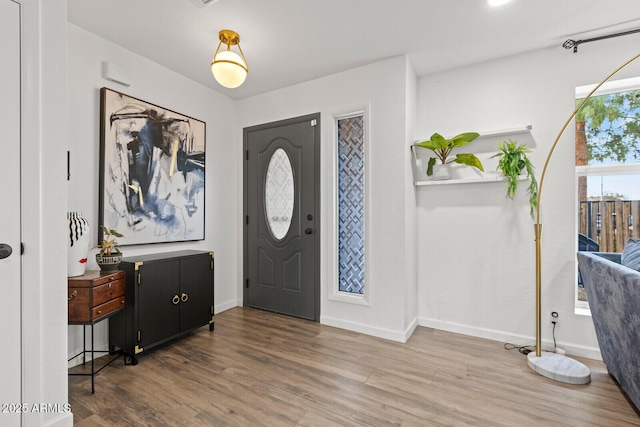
[244,113,320,321]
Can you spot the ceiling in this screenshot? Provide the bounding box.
[67,0,640,100]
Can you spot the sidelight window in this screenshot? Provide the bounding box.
[337,115,365,294]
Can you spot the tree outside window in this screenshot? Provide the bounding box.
[575,80,640,303]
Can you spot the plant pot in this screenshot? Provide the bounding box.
[96,253,122,272]
[431,164,452,180]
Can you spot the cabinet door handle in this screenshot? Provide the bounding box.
[68,290,77,301]
[172,295,180,305]
[181,292,189,302]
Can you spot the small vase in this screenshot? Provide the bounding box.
[96,253,122,273]
[431,164,451,180]
[68,212,90,277]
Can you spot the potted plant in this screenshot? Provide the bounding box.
[491,139,538,218]
[94,226,124,272]
[412,132,484,180]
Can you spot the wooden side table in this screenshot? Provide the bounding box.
[68,270,126,393]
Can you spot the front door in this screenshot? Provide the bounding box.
[0,1,22,424]
[244,114,320,321]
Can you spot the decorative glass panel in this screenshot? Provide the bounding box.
[338,115,365,294]
[265,148,294,240]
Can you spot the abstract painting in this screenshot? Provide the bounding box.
[99,87,206,246]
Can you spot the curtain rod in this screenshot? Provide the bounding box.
[563,28,640,53]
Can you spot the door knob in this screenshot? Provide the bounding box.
[0,244,12,259]
[305,228,313,235]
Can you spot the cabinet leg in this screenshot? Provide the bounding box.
[124,353,138,366]
[209,322,215,331]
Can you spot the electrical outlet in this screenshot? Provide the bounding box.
[550,311,559,326]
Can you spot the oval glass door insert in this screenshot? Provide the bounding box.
[265,148,294,240]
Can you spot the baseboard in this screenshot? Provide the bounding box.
[41,411,73,427]
[215,299,241,314]
[320,315,418,343]
[418,316,602,360]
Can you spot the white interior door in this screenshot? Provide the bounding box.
[0,1,23,424]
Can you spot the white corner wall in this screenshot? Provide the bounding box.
[66,24,240,364]
[404,57,418,330]
[19,0,72,426]
[415,37,640,359]
[238,56,418,341]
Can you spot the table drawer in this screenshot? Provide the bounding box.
[92,278,125,306]
[68,270,126,323]
[92,296,126,322]
[68,289,91,322]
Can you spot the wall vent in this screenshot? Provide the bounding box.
[191,0,221,7]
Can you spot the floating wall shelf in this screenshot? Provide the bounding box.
[414,171,527,187]
[411,125,534,186]
[474,125,533,140]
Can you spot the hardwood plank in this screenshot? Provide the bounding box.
[296,411,371,427]
[69,307,640,426]
[73,414,114,427]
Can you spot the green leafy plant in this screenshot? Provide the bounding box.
[491,140,538,218]
[412,132,484,176]
[95,226,124,256]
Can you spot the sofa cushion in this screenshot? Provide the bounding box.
[621,238,640,271]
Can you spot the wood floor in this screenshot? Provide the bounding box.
[69,307,639,426]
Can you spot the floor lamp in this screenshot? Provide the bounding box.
[527,52,640,384]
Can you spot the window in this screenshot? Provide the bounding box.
[337,115,365,294]
[576,77,640,305]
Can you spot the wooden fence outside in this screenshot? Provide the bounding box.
[578,200,640,253]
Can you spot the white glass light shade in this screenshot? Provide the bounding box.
[211,50,247,88]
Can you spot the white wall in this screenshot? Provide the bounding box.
[404,58,418,329]
[415,37,640,359]
[238,56,418,341]
[67,24,240,363]
[19,0,72,426]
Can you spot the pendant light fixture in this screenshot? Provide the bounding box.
[210,29,248,88]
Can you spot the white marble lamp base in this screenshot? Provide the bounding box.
[527,351,591,384]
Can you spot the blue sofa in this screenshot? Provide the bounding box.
[577,251,640,412]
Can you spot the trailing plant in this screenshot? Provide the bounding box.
[94,226,123,256]
[491,140,538,218]
[412,132,484,176]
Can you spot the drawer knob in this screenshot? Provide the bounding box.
[172,295,180,305]
[181,292,189,303]
[97,310,102,314]
[121,300,125,304]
